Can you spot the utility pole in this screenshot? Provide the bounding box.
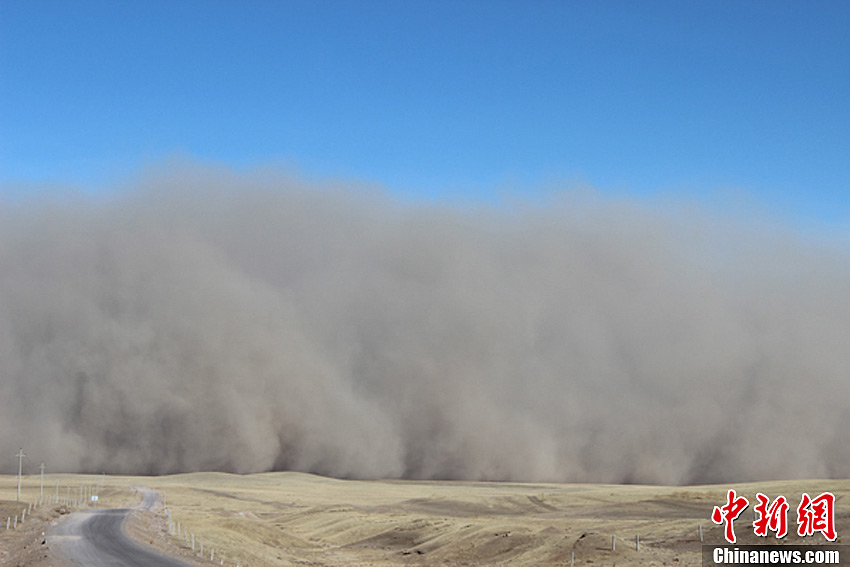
[16,448,26,502]
[39,462,46,503]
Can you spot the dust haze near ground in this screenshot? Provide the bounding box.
[2,162,849,484]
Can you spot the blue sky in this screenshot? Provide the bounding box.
[1,0,848,227]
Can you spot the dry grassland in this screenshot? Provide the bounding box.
[2,474,848,567]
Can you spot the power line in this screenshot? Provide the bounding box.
[39,462,46,502]
[15,448,26,502]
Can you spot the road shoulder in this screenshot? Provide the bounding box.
[0,501,75,567]
[122,502,216,566]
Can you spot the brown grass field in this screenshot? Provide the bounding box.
[1,473,847,566]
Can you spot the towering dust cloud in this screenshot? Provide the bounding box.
[1,164,849,484]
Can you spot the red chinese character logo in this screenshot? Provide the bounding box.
[753,493,789,538]
[797,492,837,541]
[712,489,750,543]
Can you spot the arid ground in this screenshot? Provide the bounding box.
[1,474,847,566]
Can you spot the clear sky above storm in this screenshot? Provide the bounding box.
[1,0,848,224]
[2,2,850,483]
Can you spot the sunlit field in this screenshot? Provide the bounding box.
[3,473,847,566]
